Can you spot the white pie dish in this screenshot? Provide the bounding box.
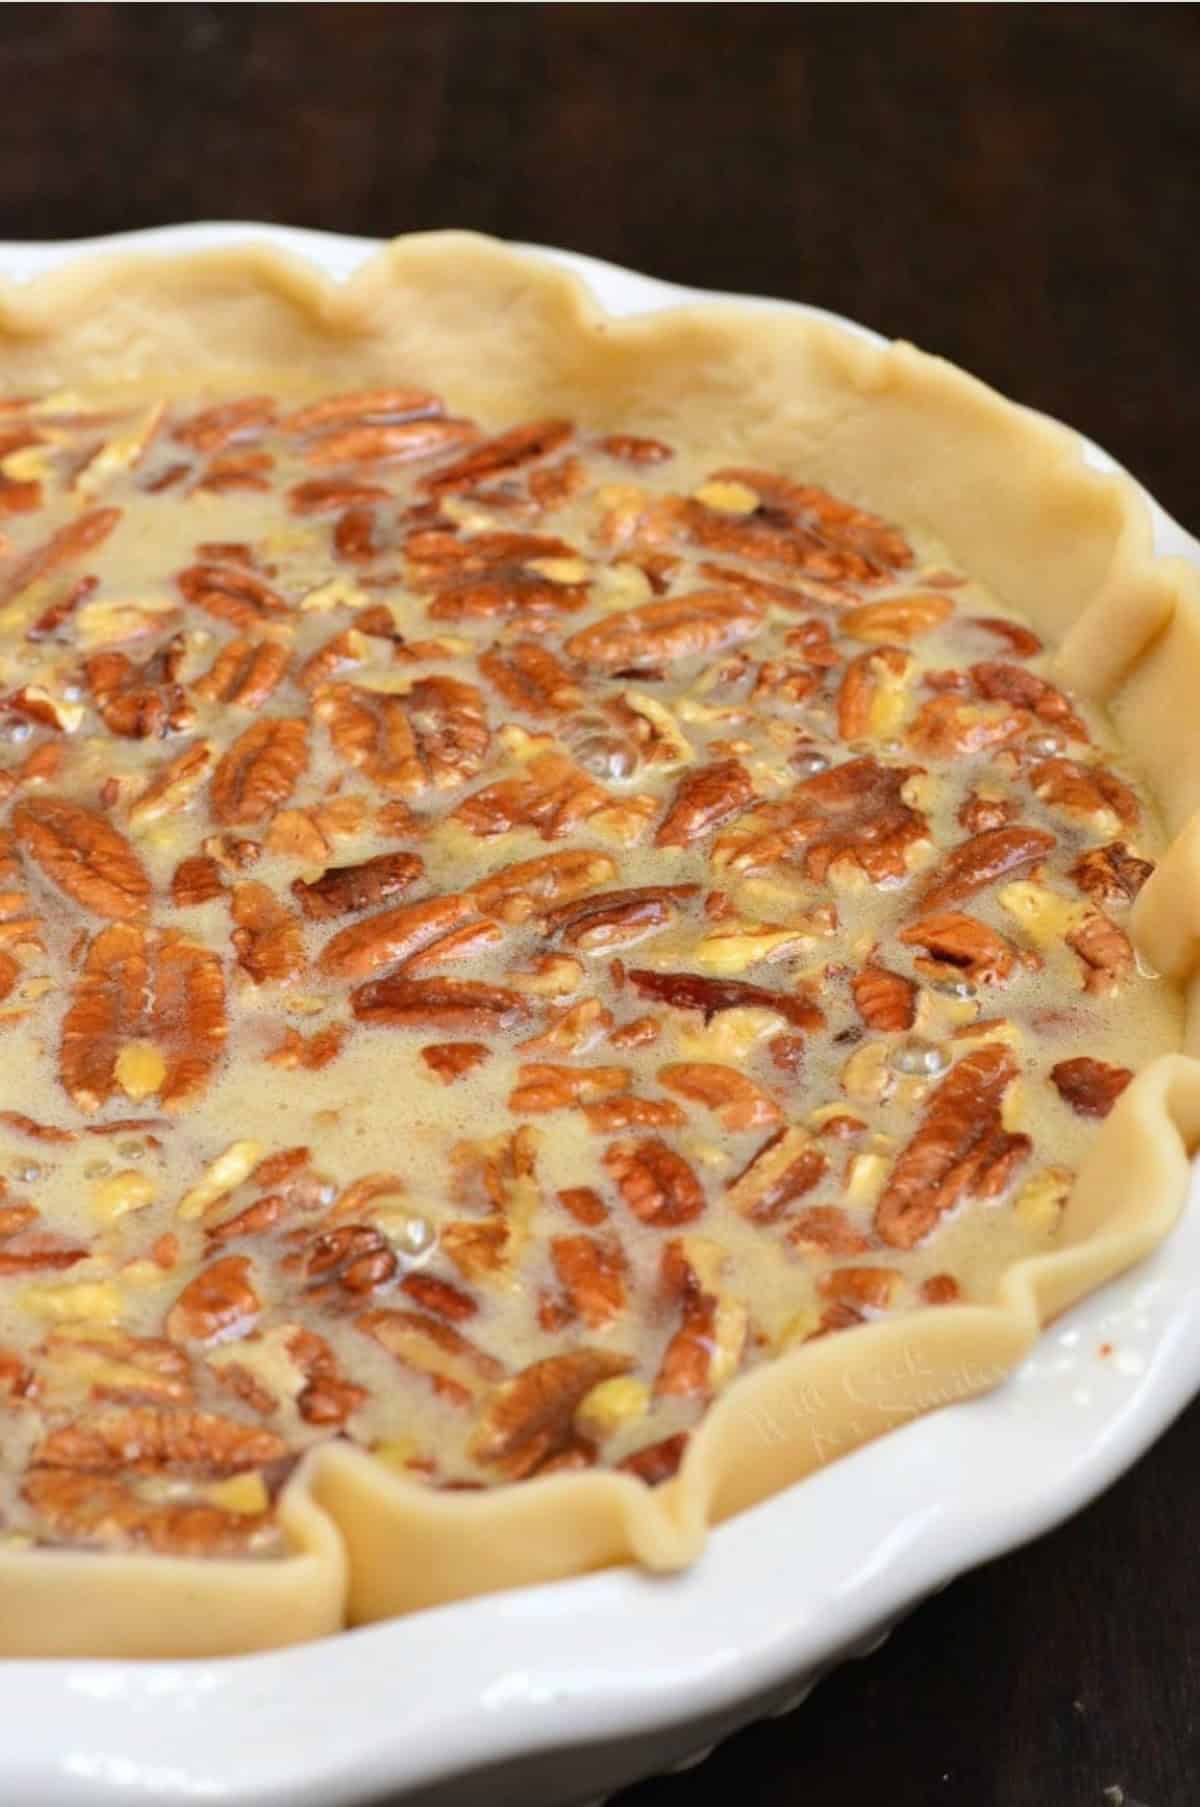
[0,222,1198,1807]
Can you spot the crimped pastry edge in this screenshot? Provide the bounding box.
[0,229,1197,1654]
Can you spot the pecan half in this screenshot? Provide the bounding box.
[21,1471,272,1557]
[193,638,290,710]
[720,756,926,884]
[875,1045,1025,1247]
[605,1137,706,1226]
[292,851,424,922]
[209,719,309,825]
[32,1406,286,1475]
[841,594,953,641]
[726,1127,827,1222]
[469,1346,630,1478]
[0,506,121,606]
[14,796,150,920]
[177,562,291,630]
[469,849,617,918]
[85,633,192,739]
[1030,757,1139,829]
[920,824,1056,913]
[899,912,1018,984]
[657,1063,782,1131]
[359,1308,505,1407]
[304,418,478,469]
[550,1235,627,1328]
[60,925,227,1112]
[906,695,1028,758]
[420,419,572,495]
[655,758,754,848]
[509,1063,630,1113]
[1067,910,1133,993]
[1050,1056,1133,1118]
[542,883,697,951]
[351,973,530,1034]
[628,968,824,1032]
[174,397,276,451]
[478,640,581,716]
[686,469,912,582]
[788,1205,871,1255]
[319,894,477,979]
[851,964,916,1031]
[565,589,763,672]
[970,662,1087,739]
[171,855,226,907]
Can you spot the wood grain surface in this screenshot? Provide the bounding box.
[0,5,1197,1802]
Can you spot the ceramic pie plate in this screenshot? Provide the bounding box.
[2,223,1199,1807]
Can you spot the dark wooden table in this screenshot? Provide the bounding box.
[2,5,1197,1802]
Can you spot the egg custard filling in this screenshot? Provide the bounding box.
[0,382,1179,1563]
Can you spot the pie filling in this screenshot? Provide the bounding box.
[0,386,1177,1558]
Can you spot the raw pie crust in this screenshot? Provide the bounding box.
[0,234,1198,1658]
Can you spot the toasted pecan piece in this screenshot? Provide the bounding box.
[657,1063,782,1131]
[726,1127,827,1223]
[1050,1056,1133,1118]
[166,1255,262,1345]
[230,881,305,984]
[420,1041,490,1084]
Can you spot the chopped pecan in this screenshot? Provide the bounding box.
[174,396,276,452]
[970,616,1043,657]
[319,894,477,979]
[230,881,305,984]
[1050,1056,1133,1117]
[922,1273,962,1304]
[787,1205,871,1255]
[209,718,308,825]
[14,795,150,920]
[550,1234,627,1328]
[605,1137,706,1226]
[958,790,1017,834]
[655,758,754,848]
[194,452,274,494]
[420,1041,490,1084]
[352,973,529,1034]
[265,1023,348,1071]
[469,1346,631,1479]
[595,433,673,463]
[165,1255,261,1345]
[628,968,824,1032]
[851,964,916,1031]
[1067,910,1133,993]
[565,589,763,671]
[542,883,697,951]
[1031,757,1139,829]
[899,912,1018,984]
[478,640,581,715]
[726,1127,827,1222]
[920,824,1056,913]
[618,1431,688,1485]
[292,851,423,922]
[818,1265,902,1310]
[657,1063,782,1131]
[875,1045,1025,1248]
[1071,841,1154,906]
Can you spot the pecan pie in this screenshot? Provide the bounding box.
[0,235,1197,1655]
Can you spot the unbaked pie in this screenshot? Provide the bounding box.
[0,235,1196,1655]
